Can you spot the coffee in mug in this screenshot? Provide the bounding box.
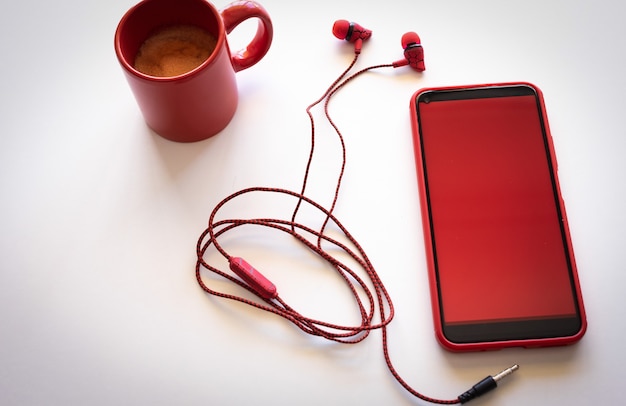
[134,24,217,77]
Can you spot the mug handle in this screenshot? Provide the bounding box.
[220,1,273,72]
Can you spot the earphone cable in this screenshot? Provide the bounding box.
[195,50,516,404]
[290,52,360,233]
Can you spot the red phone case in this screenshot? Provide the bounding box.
[409,82,586,351]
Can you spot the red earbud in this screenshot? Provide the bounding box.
[332,20,372,54]
[393,32,425,72]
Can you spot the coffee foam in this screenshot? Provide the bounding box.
[134,24,217,77]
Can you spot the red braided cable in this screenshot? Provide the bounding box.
[195,53,460,404]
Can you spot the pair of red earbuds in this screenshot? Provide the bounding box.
[332,19,425,72]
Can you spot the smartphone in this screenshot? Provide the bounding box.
[409,83,586,351]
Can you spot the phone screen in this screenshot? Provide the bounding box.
[413,84,584,344]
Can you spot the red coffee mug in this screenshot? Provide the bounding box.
[114,0,273,142]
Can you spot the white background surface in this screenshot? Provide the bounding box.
[1,0,625,405]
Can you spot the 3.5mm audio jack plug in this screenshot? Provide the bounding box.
[458,365,519,403]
